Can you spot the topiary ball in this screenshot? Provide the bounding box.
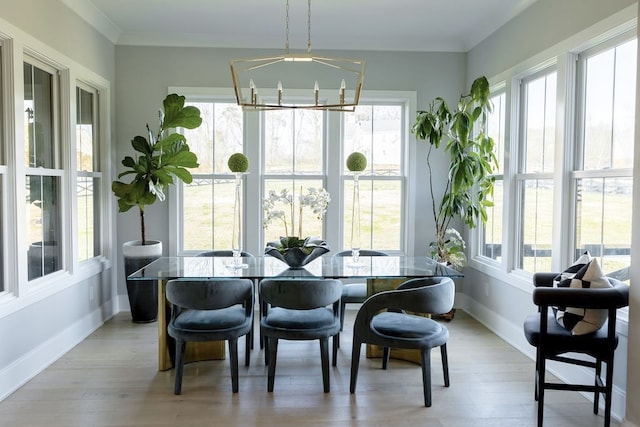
[228,153,249,173]
[346,152,367,172]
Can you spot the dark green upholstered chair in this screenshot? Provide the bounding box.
[332,250,388,330]
[523,273,629,427]
[166,278,254,394]
[259,278,343,392]
[350,277,455,407]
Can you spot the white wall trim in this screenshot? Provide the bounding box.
[0,302,116,401]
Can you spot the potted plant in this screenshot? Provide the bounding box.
[112,93,202,322]
[262,187,331,268]
[411,76,496,270]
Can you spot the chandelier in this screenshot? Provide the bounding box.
[230,0,365,112]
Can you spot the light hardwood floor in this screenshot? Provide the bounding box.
[0,310,619,426]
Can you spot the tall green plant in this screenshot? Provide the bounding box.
[411,76,496,263]
[112,94,202,245]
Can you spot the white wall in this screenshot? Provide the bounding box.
[626,4,640,426]
[465,0,638,424]
[0,0,117,400]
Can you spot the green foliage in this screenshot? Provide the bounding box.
[346,151,367,172]
[112,93,202,244]
[228,152,249,172]
[411,76,496,262]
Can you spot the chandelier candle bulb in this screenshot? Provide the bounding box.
[314,80,319,105]
[277,81,283,105]
[340,79,346,104]
[250,79,256,104]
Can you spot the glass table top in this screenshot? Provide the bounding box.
[127,255,463,280]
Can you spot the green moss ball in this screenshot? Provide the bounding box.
[346,152,367,172]
[228,153,249,172]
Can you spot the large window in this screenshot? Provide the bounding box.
[262,109,325,243]
[177,94,410,255]
[573,36,635,281]
[342,104,404,251]
[76,85,102,261]
[24,59,62,280]
[515,70,557,273]
[182,101,244,250]
[480,90,506,261]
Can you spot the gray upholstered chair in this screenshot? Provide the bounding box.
[332,250,388,330]
[196,250,256,349]
[523,273,629,427]
[259,278,343,392]
[350,277,455,407]
[166,278,254,394]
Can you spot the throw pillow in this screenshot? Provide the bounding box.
[554,257,612,335]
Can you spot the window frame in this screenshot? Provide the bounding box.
[569,31,636,281]
[170,88,414,257]
[469,19,635,301]
[75,82,103,262]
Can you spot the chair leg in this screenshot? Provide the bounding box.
[332,335,339,367]
[245,332,251,367]
[267,337,278,392]
[604,356,615,427]
[340,300,346,331]
[537,353,546,427]
[350,341,361,394]
[263,327,269,366]
[382,347,390,370]
[594,358,602,415]
[228,338,239,393]
[534,347,541,401]
[174,340,186,395]
[420,348,432,407]
[440,344,450,387]
[320,338,330,392]
[260,302,267,350]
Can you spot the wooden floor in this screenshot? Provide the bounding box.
[0,310,619,426]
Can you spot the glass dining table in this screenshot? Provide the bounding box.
[128,255,462,371]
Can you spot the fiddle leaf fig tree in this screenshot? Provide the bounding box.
[411,76,497,265]
[112,93,202,245]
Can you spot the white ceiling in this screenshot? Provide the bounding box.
[60,0,539,52]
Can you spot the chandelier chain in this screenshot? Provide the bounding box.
[285,0,290,54]
[307,0,311,54]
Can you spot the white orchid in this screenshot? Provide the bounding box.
[263,187,330,238]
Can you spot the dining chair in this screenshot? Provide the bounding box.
[166,278,254,394]
[332,250,388,330]
[196,250,257,350]
[350,277,455,407]
[259,278,343,392]
[523,272,629,427]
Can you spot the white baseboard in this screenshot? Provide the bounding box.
[0,301,116,401]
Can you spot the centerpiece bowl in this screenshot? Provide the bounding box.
[265,237,330,269]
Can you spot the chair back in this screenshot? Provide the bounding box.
[357,277,455,320]
[260,279,343,310]
[166,279,253,311]
[196,250,255,258]
[532,276,629,310]
[396,277,455,315]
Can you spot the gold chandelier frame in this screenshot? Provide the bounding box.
[229,0,365,112]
